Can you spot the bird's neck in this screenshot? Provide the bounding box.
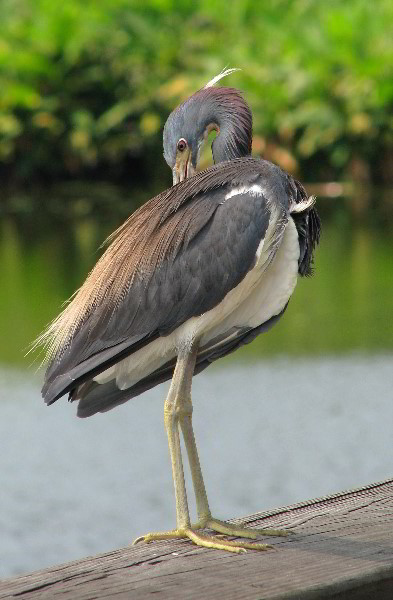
[197,88,252,164]
[212,123,252,164]
[210,106,252,163]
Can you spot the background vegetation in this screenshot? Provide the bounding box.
[1,0,392,194]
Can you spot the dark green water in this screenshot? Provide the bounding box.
[1,194,392,367]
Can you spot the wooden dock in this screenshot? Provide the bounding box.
[1,478,393,599]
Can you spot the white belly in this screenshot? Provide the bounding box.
[94,217,300,390]
[199,217,299,341]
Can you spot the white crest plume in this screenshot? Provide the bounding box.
[204,67,240,89]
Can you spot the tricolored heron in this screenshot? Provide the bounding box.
[39,71,320,553]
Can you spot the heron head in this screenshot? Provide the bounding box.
[163,85,252,185]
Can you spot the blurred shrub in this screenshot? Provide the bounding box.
[0,0,392,188]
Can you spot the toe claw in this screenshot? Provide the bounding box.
[133,535,146,545]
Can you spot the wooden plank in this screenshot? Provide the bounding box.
[1,479,393,599]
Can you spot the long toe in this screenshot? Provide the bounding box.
[202,517,290,538]
[186,529,272,553]
[133,529,187,544]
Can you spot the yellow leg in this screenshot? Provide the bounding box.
[133,341,285,553]
[180,394,288,540]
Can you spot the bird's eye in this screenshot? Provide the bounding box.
[177,138,188,152]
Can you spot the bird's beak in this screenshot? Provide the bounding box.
[172,149,195,184]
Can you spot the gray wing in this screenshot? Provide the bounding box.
[42,181,286,407]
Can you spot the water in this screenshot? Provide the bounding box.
[1,355,392,578]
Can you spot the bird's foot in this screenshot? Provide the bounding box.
[133,517,288,553]
[133,527,271,553]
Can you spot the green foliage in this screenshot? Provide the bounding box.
[0,0,392,186]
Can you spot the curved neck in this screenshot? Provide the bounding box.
[197,87,253,165]
[211,119,251,163]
